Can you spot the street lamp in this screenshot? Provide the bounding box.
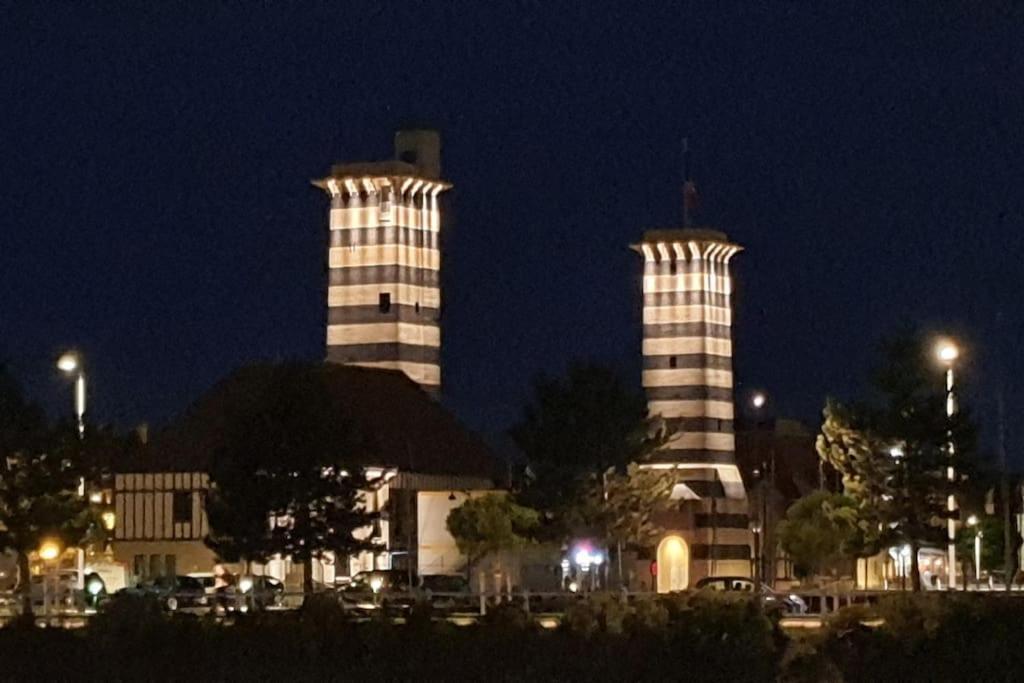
[935,339,959,590]
[750,393,775,588]
[56,351,86,439]
[751,523,763,592]
[967,515,982,590]
[38,539,63,562]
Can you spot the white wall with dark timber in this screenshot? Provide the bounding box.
[113,472,209,542]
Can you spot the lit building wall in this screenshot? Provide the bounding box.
[635,228,752,587]
[314,130,451,397]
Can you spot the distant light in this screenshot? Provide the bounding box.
[967,515,979,526]
[369,577,383,593]
[38,539,62,561]
[86,576,104,596]
[889,446,904,459]
[751,393,767,409]
[591,552,604,566]
[89,492,103,504]
[239,577,254,593]
[56,352,79,373]
[936,340,959,364]
[101,511,116,531]
[568,581,579,593]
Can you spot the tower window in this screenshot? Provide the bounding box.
[415,302,420,314]
[379,293,391,313]
[669,262,678,275]
[400,149,418,165]
[669,356,677,368]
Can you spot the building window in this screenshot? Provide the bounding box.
[379,293,391,314]
[415,301,420,314]
[172,491,191,524]
[669,262,678,275]
[669,356,677,368]
[133,554,146,580]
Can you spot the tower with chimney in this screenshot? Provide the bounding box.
[633,150,752,590]
[314,130,450,396]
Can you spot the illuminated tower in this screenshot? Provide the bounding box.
[634,227,752,589]
[314,130,450,396]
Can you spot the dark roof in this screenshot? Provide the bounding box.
[122,363,498,481]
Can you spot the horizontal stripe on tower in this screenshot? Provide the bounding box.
[645,385,734,402]
[642,323,732,340]
[328,284,440,309]
[652,448,737,465]
[671,479,725,498]
[329,206,439,231]
[664,431,735,451]
[651,397,733,419]
[648,400,734,420]
[327,323,440,348]
[329,265,439,288]
[643,337,732,357]
[643,274,731,295]
[691,544,750,561]
[329,245,440,271]
[643,354,732,371]
[327,304,439,326]
[350,361,440,386]
[695,513,749,529]
[643,304,731,326]
[327,343,440,365]
[662,417,734,434]
[642,368,733,388]
[643,291,730,308]
[641,260,725,277]
[330,226,438,249]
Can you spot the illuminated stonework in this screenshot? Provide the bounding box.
[634,228,752,586]
[314,131,451,396]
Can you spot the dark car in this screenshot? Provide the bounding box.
[117,575,208,611]
[694,576,807,615]
[214,575,285,614]
[339,570,415,614]
[418,574,471,613]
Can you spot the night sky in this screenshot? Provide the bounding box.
[2,3,1022,461]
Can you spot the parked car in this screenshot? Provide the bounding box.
[214,575,285,614]
[418,574,472,613]
[117,575,208,611]
[694,576,808,614]
[339,570,416,614]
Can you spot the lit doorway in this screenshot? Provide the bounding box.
[657,535,689,592]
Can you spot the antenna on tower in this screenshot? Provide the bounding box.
[682,137,699,228]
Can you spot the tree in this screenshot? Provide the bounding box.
[510,363,664,542]
[446,493,539,578]
[205,364,379,593]
[816,331,976,591]
[0,365,93,615]
[775,491,859,580]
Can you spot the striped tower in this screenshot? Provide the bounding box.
[314,130,451,397]
[634,228,752,590]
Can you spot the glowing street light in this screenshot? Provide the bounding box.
[56,351,86,439]
[38,539,62,562]
[751,392,767,409]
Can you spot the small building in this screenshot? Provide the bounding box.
[109,364,498,588]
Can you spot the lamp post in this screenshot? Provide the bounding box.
[936,340,959,590]
[56,351,86,439]
[967,515,982,590]
[750,392,774,588]
[751,523,763,592]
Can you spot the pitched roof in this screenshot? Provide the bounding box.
[123,363,499,481]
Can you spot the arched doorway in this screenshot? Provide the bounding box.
[657,535,690,592]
